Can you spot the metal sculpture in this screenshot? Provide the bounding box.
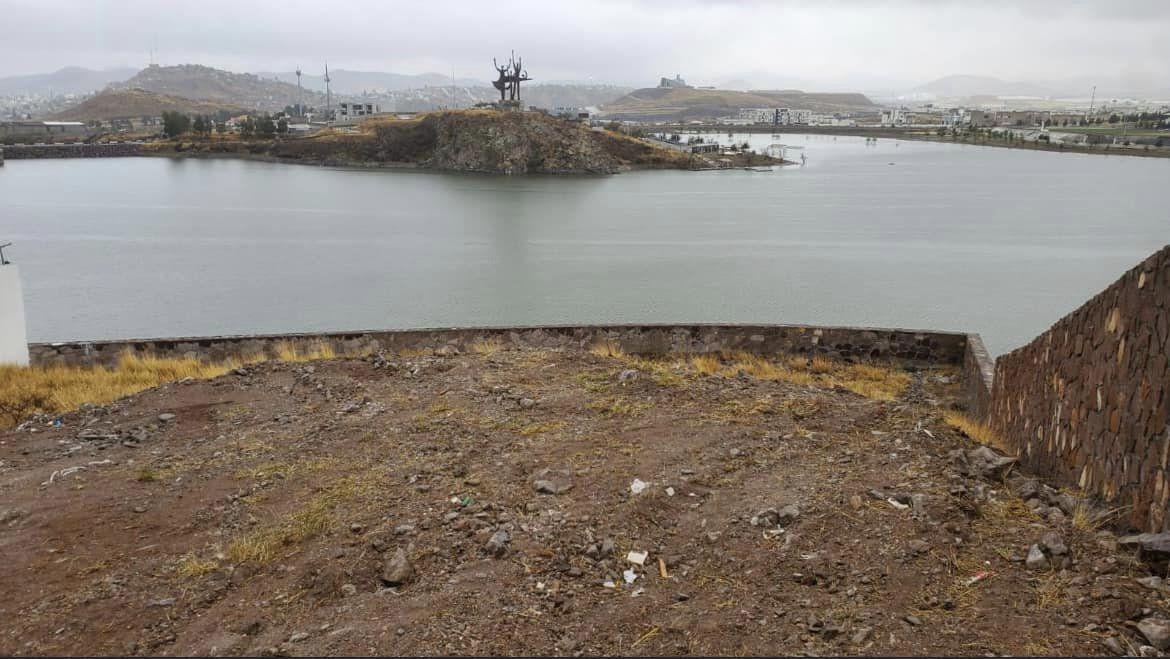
[491,52,531,103]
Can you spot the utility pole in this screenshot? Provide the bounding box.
[1088,85,1096,116]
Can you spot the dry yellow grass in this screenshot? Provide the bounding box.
[470,337,504,355]
[0,352,240,428]
[589,340,626,359]
[944,411,1013,454]
[275,341,336,362]
[691,354,722,376]
[175,553,219,579]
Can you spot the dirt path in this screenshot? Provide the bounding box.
[0,347,1162,655]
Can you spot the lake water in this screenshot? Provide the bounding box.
[1,134,1167,355]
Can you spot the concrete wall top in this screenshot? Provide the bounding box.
[0,265,30,366]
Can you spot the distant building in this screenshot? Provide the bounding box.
[336,102,380,121]
[0,120,89,142]
[659,75,690,89]
[554,106,592,121]
[967,110,997,127]
[880,108,908,127]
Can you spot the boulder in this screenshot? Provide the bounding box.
[381,548,413,586]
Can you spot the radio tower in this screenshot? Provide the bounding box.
[295,66,303,115]
[324,62,332,119]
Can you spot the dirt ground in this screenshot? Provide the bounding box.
[0,345,1165,656]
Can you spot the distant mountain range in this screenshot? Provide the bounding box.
[255,70,485,95]
[0,66,137,96]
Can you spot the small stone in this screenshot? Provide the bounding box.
[157,413,176,423]
[132,506,147,514]
[288,632,309,643]
[1026,544,1050,571]
[1102,636,1124,655]
[851,627,872,644]
[618,369,639,383]
[485,530,510,557]
[350,522,364,534]
[532,468,573,495]
[907,539,931,555]
[381,548,413,586]
[1040,532,1068,556]
[519,398,536,409]
[1137,576,1164,590]
[1137,617,1170,650]
[393,524,416,536]
[903,614,922,626]
[341,583,357,596]
[600,538,616,557]
[147,598,175,608]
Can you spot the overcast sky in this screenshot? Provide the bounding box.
[3,0,1168,90]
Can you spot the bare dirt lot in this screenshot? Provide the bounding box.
[0,345,1165,656]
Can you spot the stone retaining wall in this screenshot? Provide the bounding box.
[30,322,975,369]
[987,246,1170,532]
[1,143,144,159]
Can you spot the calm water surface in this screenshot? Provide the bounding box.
[1,134,1166,355]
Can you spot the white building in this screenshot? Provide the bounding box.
[336,102,381,120]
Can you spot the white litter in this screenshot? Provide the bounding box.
[623,568,638,584]
[665,486,676,497]
[630,478,649,495]
[602,580,617,589]
[887,498,910,510]
[627,550,648,566]
[631,587,645,598]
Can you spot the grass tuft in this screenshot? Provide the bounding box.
[175,553,219,579]
[944,411,1013,454]
[589,340,626,360]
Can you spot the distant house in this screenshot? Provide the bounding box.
[659,75,690,89]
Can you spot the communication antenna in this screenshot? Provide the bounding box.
[0,242,12,266]
[324,62,332,118]
[295,66,303,114]
[1088,85,1096,115]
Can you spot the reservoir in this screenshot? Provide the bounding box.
[1,134,1166,355]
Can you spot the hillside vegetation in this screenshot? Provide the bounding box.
[50,88,246,121]
[601,87,875,121]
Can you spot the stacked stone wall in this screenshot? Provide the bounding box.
[987,246,1170,532]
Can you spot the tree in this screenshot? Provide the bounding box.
[215,121,226,135]
[255,114,276,138]
[240,116,255,138]
[161,111,191,137]
[277,117,289,135]
[192,116,207,136]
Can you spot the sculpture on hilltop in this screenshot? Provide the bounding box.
[491,52,531,103]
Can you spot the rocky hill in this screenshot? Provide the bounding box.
[50,88,246,121]
[173,110,699,174]
[112,64,326,112]
[601,87,876,121]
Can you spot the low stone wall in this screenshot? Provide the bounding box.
[1,143,143,159]
[29,322,974,369]
[962,334,995,418]
[987,246,1170,532]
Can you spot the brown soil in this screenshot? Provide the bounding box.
[0,346,1161,656]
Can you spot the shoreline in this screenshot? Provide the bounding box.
[649,124,1170,159]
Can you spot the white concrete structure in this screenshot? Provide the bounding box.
[0,264,29,366]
